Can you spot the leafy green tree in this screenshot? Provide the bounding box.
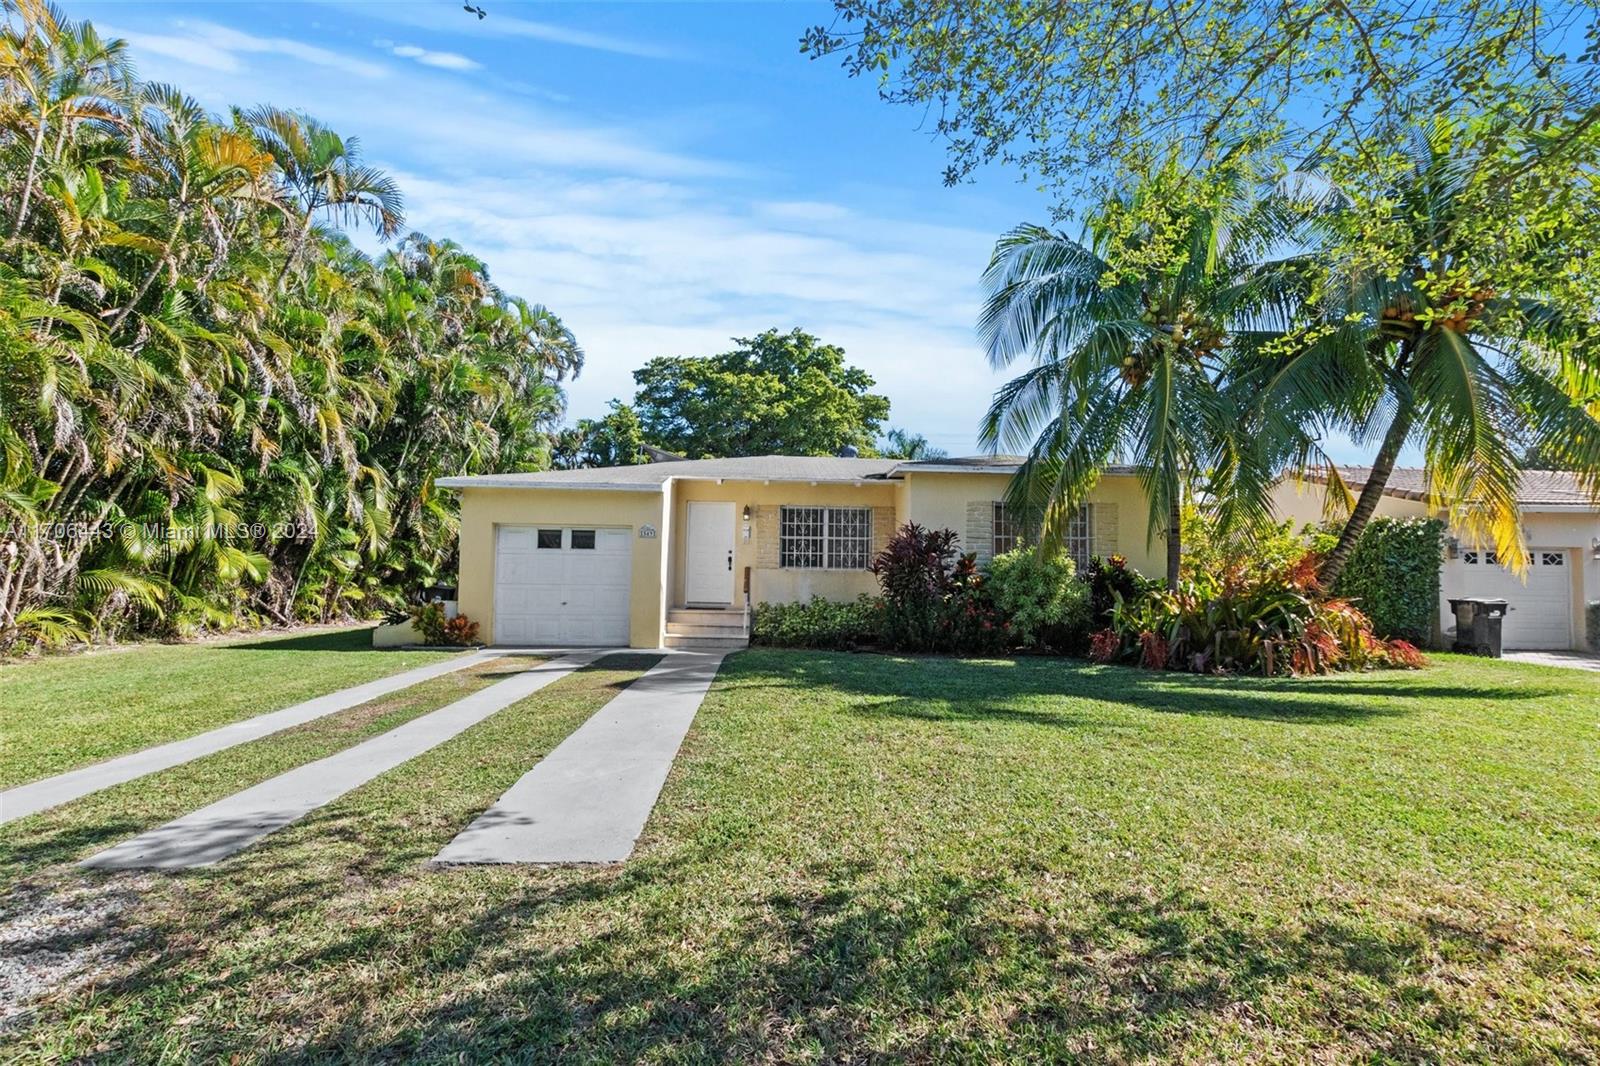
[632,328,890,458]
[879,427,947,460]
[803,1,1596,200]
[552,401,647,469]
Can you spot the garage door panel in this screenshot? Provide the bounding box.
[1444,548,1571,650]
[494,525,634,647]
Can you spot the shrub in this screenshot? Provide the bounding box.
[1103,553,1425,676]
[1082,554,1147,629]
[1180,508,1317,583]
[871,523,958,651]
[870,523,1007,654]
[984,547,1090,650]
[1587,601,1600,652]
[752,596,882,649]
[409,603,480,646]
[1325,517,1445,643]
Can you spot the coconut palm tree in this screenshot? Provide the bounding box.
[1249,119,1600,586]
[979,166,1302,589]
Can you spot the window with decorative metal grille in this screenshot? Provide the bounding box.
[994,502,1093,566]
[779,506,872,569]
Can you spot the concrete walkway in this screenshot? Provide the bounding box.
[1,650,504,825]
[434,652,725,866]
[81,651,612,870]
[1503,650,1600,672]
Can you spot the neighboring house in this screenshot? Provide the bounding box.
[1271,468,1600,651]
[436,455,1155,650]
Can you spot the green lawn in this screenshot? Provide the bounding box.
[4,649,1598,1061]
[0,627,456,788]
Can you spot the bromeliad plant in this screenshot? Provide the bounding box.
[1092,551,1423,676]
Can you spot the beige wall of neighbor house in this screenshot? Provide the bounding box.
[668,479,898,606]
[899,471,1159,575]
[455,486,670,648]
[1267,480,1599,650]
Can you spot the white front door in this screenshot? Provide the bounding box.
[684,501,735,605]
[494,525,632,645]
[1443,547,1574,650]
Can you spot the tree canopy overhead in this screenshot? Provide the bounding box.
[632,328,891,458]
[805,1,1598,201]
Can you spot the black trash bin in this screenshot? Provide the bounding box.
[1449,597,1508,657]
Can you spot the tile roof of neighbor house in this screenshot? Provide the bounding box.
[434,454,1139,491]
[1301,467,1598,509]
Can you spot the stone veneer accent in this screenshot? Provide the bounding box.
[965,500,996,563]
[754,505,780,570]
[870,506,895,559]
[1094,502,1118,556]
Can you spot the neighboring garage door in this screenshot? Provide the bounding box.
[1446,548,1573,649]
[494,525,632,645]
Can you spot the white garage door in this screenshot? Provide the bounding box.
[494,526,632,646]
[1445,548,1572,650]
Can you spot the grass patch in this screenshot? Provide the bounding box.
[0,627,457,788]
[7,650,1598,1061]
[0,655,542,885]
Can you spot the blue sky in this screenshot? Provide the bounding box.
[77,1,1382,462]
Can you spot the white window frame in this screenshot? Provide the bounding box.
[1063,503,1095,568]
[779,505,873,570]
[992,501,1021,556]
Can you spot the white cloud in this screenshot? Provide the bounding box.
[100,8,1005,452]
[327,1,684,60]
[105,21,390,79]
[386,170,1009,450]
[389,44,481,72]
[471,13,684,60]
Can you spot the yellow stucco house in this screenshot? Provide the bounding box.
[437,455,1158,650]
[1271,467,1600,651]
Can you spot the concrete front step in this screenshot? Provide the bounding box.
[668,607,745,625]
[663,633,748,652]
[666,621,748,637]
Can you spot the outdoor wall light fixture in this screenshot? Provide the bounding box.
[1591,536,1600,560]
[742,504,752,521]
[1445,536,1460,559]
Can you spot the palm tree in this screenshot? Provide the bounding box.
[107,84,278,332]
[0,0,578,648]
[0,0,130,235]
[979,167,1299,589]
[237,106,403,291]
[1251,120,1600,586]
[880,427,947,460]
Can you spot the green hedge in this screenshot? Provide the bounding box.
[1331,517,1446,643]
[751,596,883,649]
[1586,601,1599,652]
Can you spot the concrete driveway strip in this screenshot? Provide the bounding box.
[1,649,505,825]
[80,650,612,870]
[433,651,726,866]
